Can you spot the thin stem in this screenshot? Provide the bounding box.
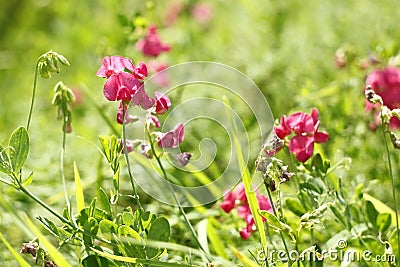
[381,125,400,263]
[16,179,70,225]
[26,60,40,131]
[264,181,292,266]
[145,128,211,262]
[61,117,71,217]
[121,102,142,209]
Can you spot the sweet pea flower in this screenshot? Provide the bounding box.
[365,67,400,129]
[221,182,273,239]
[96,56,135,78]
[158,123,185,148]
[136,25,171,57]
[176,152,192,166]
[274,108,328,163]
[154,91,171,114]
[104,72,154,109]
[191,2,212,24]
[147,114,161,128]
[116,102,139,125]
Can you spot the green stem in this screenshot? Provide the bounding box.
[264,181,292,266]
[145,128,211,262]
[61,116,71,217]
[16,179,70,225]
[121,102,142,209]
[26,61,40,131]
[381,125,400,263]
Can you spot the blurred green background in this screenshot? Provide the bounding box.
[1,0,400,264]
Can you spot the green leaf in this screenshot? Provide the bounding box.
[147,217,170,258]
[122,211,135,227]
[230,247,261,267]
[118,225,142,240]
[8,127,29,172]
[99,219,118,235]
[0,232,31,267]
[98,188,112,216]
[0,143,12,174]
[300,182,323,194]
[329,206,347,226]
[22,172,34,186]
[363,193,396,227]
[36,216,60,238]
[285,198,306,217]
[376,213,392,232]
[82,254,113,267]
[365,200,379,228]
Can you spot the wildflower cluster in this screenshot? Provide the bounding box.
[96,55,190,164]
[221,183,273,239]
[274,108,328,162]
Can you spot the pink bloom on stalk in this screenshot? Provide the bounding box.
[365,67,400,129]
[221,182,273,239]
[177,152,192,166]
[274,108,328,163]
[136,25,171,57]
[158,123,185,148]
[104,72,141,102]
[96,56,135,78]
[191,3,212,24]
[147,114,161,128]
[154,91,171,114]
[117,102,139,124]
[104,72,154,108]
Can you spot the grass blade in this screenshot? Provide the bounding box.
[74,161,85,213]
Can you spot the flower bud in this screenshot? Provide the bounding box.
[364,85,383,105]
[390,132,400,149]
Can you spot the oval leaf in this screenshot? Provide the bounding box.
[9,127,29,172]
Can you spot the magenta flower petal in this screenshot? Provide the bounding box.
[158,132,175,148]
[289,135,315,163]
[131,85,155,109]
[315,131,329,143]
[104,72,141,102]
[136,25,171,57]
[154,91,171,114]
[173,123,185,146]
[177,152,192,166]
[96,56,135,78]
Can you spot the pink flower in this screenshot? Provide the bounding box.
[154,91,171,114]
[96,56,135,78]
[191,3,212,24]
[132,62,148,80]
[104,72,154,108]
[274,108,328,163]
[116,102,139,124]
[158,123,185,148]
[365,67,400,129]
[147,114,161,128]
[177,152,192,166]
[221,182,273,239]
[103,72,141,102]
[136,25,171,57]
